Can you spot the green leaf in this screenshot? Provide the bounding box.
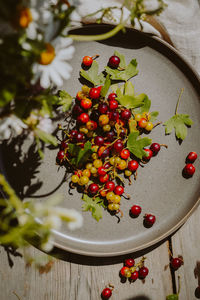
[58,90,73,112]
[100,74,111,97]
[68,143,80,157]
[128,118,138,133]
[163,114,193,140]
[116,82,146,109]
[166,294,179,300]
[135,95,151,114]
[80,61,105,86]
[150,111,159,122]
[35,129,58,146]
[0,89,14,107]
[114,50,126,69]
[76,141,93,166]
[82,194,104,221]
[127,132,152,159]
[105,58,138,81]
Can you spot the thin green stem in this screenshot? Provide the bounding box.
[175,88,184,115]
[68,23,124,41]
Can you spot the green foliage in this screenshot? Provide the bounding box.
[101,75,111,97]
[164,114,193,140]
[127,132,152,159]
[105,58,138,81]
[82,194,105,221]
[116,81,146,109]
[34,129,58,146]
[68,141,94,167]
[80,61,105,86]
[166,294,179,300]
[57,90,73,112]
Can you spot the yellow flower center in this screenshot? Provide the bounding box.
[39,44,55,65]
[19,8,33,28]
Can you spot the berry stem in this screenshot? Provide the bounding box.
[175,88,184,115]
[68,23,124,41]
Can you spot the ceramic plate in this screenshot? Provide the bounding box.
[1,25,200,256]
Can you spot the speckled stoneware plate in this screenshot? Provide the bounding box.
[1,25,200,257]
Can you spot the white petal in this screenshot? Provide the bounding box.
[54,37,73,50]
[40,68,51,88]
[56,46,75,60]
[3,128,11,140]
[49,67,63,87]
[53,61,72,80]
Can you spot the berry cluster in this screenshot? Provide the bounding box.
[120,257,149,282]
[183,151,197,177]
[56,54,165,217]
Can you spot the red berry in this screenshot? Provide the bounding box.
[138,118,147,128]
[82,55,93,67]
[110,111,119,121]
[120,149,130,160]
[109,55,120,68]
[70,130,78,141]
[98,166,107,176]
[128,160,139,172]
[104,162,111,169]
[108,93,117,101]
[60,140,68,150]
[143,149,153,161]
[121,109,131,120]
[89,87,101,99]
[130,205,142,217]
[105,181,115,192]
[101,288,112,299]
[99,174,109,183]
[120,266,130,277]
[150,143,160,155]
[113,140,123,153]
[78,113,89,124]
[114,185,124,196]
[130,270,138,281]
[109,99,118,110]
[125,258,135,267]
[57,150,65,161]
[144,214,156,227]
[100,148,110,159]
[187,151,197,163]
[76,132,85,143]
[184,163,195,176]
[106,131,115,142]
[99,103,108,114]
[94,136,104,146]
[88,183,99,195]
[138,266,149,279]
[171,257,183,270]
[72,104,83,117]
[80,98,92,110]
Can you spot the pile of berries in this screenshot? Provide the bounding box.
[56,54,165,216]
[120,257,149,281]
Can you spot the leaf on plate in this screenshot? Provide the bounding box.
[150,111,159,122]
[116,81,146,109]
[128,118,138,133]
[114,50,126,69]
[68,141,94,167]
[166,294,179,300]
[163,114,193,140]
[127,132,152,159]
[82,194,105,221]
[135,95,151,113]
[80,60,105,86]
[34,128,58,146]
[105,56,138,81]
[100,74,111,97]
[58,90,73,112]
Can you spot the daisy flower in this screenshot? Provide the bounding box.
[0,115,27,141]
[32,37,75,88]
[17,1,39,40]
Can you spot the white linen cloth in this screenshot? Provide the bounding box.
[77,0,200,73]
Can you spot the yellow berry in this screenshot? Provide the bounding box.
[108,203,115,211]
[103,124,111,132]
[92,153,98,160]
[135,113,142,122]
[92,145,99,152]
[99,114,109,126]
[125,169,132,177]
[115,157,121,164]
[90,166,97,174]
[82,85,90,94]
[142,112,150,120]
[79,126,88,134]
[113,195,121,204]
[71,175,79,183]
[82,169,91,177]
[93,159,102,168]
[113,203,120,211]
[109,157,115,165]
[145,122,154,131]
[106,192,115,202]
[86,163,93,170]
[117,160,127,170]
[79,176,89,185]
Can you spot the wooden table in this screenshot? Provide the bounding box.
[1,9,200,300]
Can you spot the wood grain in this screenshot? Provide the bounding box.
[0,241,172,300]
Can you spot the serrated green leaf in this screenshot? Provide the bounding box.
[114,50,126,68]
[164,114,193,140]
[76,141,93,166]
[166,294,179,300]
[80,61,105,86]
[127,132,152,159]
[82,194,104,221]
[58,90,73,112]
[34,129,58,146]
[116,82,145,109]
[135,95,151,114]
[150,111,159,122]
[101,74,111,97]
[105,59,138,81]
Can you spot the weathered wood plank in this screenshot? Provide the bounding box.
[0,241,172,300]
